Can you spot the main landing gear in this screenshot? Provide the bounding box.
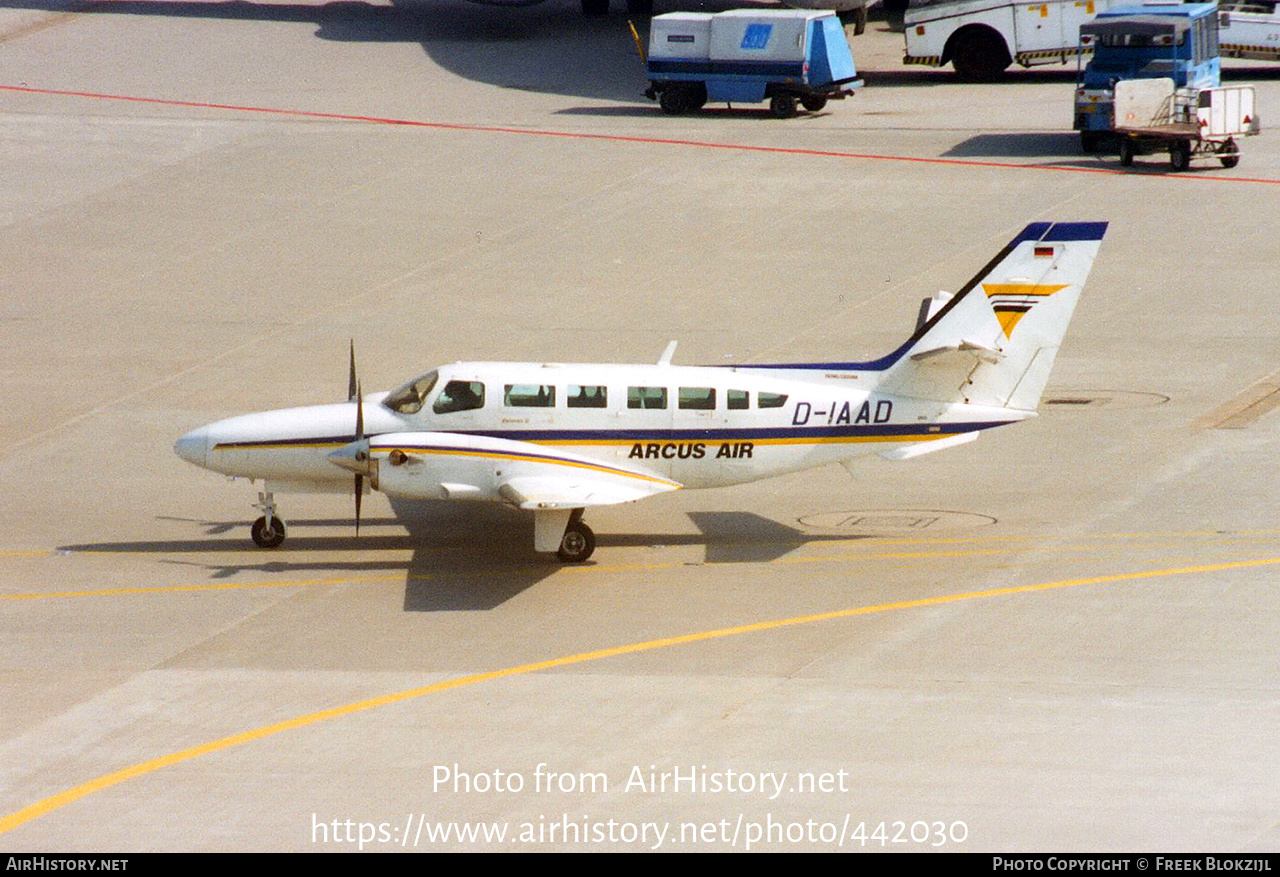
[250,491,286,548]
[557,511,596,564]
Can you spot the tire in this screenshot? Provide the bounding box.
[556,520,596,563]
[801,95,828,112]
[1118,137,1134,167]
[769,93,797,119]
[839,6,867,36]
[950,28,1011,82]
[1218,138,1240,169]
[581,0,608,15]
[659,88,684,115]
[1170,140,1191,172]
[685,83,707,111]
[1080,132,1101,154]
[251,515,286,548]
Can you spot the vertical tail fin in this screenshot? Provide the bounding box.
[878,222,1107,411]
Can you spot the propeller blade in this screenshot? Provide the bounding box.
[355,383,364,443]
[355,474,363,536]
[353,383,365,537]
[348,340,357,401]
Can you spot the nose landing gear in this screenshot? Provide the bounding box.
[250,492,286,548]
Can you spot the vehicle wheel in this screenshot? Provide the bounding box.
[1118,137,1134,167]
[685,83,707,111]
[659,88,684,115]
[1170,140,1191,172]
[1080,132,1101,153]
[801,95,828,112]
[769,93,797,119]
[556,520,595,563]
[251,515,286,548]
[839,6,867,35]
[950,28,1010,82]
[1217,138,1240,169]
[581,0,608,15]
[625,0,652,14]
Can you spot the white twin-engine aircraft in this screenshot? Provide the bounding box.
[174,221,1107,562]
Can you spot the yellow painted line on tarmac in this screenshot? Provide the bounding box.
[2,554,1279,837]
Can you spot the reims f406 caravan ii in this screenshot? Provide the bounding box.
[174,222,1107,563]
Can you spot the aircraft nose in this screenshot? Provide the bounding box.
[174,427,209,467]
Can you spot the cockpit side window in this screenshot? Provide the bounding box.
[433,380,486,414]
[384,371,438,415]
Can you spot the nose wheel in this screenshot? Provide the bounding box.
[250,492,286,548]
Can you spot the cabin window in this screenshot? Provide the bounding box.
[504,384,555,407]
[727,389,749,410]
[678,387,716,410]
[384,370,438,415]
[433,380,485,414]
[758,392,788,409]
[627,386,668,410]
[567,385,607,408]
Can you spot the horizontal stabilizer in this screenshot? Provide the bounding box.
[878,431,979,461]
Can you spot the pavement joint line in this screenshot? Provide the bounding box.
[3,84,1278,185]
[2,554,1279,836]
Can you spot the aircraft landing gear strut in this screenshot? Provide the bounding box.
[556,508,595,563]
[251,491,286,548]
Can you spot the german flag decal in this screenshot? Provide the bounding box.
[982,283,1068,338]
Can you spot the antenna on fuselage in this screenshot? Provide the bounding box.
[657,340,678,366]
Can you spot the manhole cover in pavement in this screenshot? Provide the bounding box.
[1041,389,1169,410]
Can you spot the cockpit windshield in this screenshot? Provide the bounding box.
[383,370,438,415]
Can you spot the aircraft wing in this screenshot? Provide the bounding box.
[362,431,682,508]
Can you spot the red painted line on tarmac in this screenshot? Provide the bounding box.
[4,83,1278,185]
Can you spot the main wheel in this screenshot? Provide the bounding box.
[251,515,286,548]
[950,29,1010,82]
[1118,137,1134,167]
[1170,140,1191,172]
[659,88,684,115]
[801,95,828,112]
[769,94,797,119]
[556,520,596,563]
[1217,138,1240,169]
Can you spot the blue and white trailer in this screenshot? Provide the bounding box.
[644,10,863,118]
